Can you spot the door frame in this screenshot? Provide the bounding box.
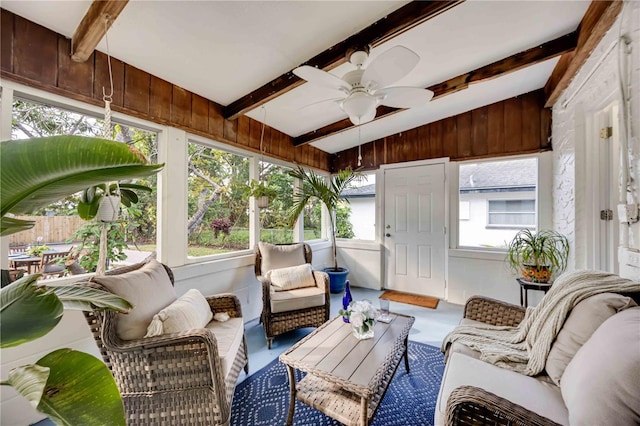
[380,158,450,298]
[583,101,620,272]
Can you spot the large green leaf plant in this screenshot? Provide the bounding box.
[1,135,164,424]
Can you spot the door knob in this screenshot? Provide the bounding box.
[385,233,391,237]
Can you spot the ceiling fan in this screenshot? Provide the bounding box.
[293,46,434,126]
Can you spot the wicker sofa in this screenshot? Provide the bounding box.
[436,294,640,426]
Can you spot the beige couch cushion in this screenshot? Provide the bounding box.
[435,352,569,426]
[267,264,316,291]
[270,286,326,313]
[145,289,213,337]
[546,293,636,385]
[205,317,244,379]
[561,307,640,425]
[258,242,306,274]
[92,259,177,340]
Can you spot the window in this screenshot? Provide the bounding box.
[339,173,375,240]
[258,161,294,243]
[487,200,535,226]
[458,158,537,249]
[303,196,323,241]
[10,97,159,273]
[187,142,249,257]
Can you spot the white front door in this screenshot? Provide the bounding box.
[384,162,446,298]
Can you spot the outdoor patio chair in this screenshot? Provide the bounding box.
[78,259,248,425]
[255,242,330,349]
[39,250,70,278]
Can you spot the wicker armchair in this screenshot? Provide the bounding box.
[444,296,559,426]
[80,261,248,426]
[255,242,330,349]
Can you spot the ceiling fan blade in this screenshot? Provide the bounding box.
[293,65,350,92]
[377,87,434,108]
[362,46,420,90]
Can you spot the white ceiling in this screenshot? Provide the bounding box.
[2,1,590,154]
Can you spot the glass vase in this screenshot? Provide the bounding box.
[351,321,375,340]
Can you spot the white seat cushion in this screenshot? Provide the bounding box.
[435,352,569,426]
[205,317,244,379]
[270,285,325,313]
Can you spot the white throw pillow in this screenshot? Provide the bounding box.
[92,259,176,340]
[545,293,636,385]
[561,307,640,425]
[267,264,316,291]
[145,289,213,337]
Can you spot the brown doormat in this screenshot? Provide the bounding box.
[379,290,439,310]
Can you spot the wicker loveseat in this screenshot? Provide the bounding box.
[78,259,248,425]
[436,293,640,426]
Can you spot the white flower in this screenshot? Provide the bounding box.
[346,300,377,328]
[350,311,365,328]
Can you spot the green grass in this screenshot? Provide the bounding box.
[128,244,231,257]
[187,246,229,257]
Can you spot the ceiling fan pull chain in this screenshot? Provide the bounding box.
[357,126,362,167]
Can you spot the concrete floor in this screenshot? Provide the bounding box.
[237,286,464,382]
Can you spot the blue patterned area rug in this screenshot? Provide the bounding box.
[230,341,445,426]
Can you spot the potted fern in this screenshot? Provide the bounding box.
[245,179,279,208]
[287,166,362,293]
[506,229,569,283]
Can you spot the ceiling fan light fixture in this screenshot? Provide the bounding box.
[341,92,377,125]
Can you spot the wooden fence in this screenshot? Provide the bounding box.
[8,216,84,246]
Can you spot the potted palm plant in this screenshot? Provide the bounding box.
[1,135,163,424]
[287,166,362,293]
[506,229,570,283]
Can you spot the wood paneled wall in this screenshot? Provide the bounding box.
[0,9,330,171]
[331,90,551,172]
[1,9,552,174]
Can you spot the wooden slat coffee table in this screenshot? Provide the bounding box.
[279,313,415,426]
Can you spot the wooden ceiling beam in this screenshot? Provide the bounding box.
[544,0,623,107]
[222,0,464,120]
[71,0,129,62]
[294,31,578,146]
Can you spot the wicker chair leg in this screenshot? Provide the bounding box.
[267,337,273,349]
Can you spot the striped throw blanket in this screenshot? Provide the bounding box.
[442,270,640,376]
